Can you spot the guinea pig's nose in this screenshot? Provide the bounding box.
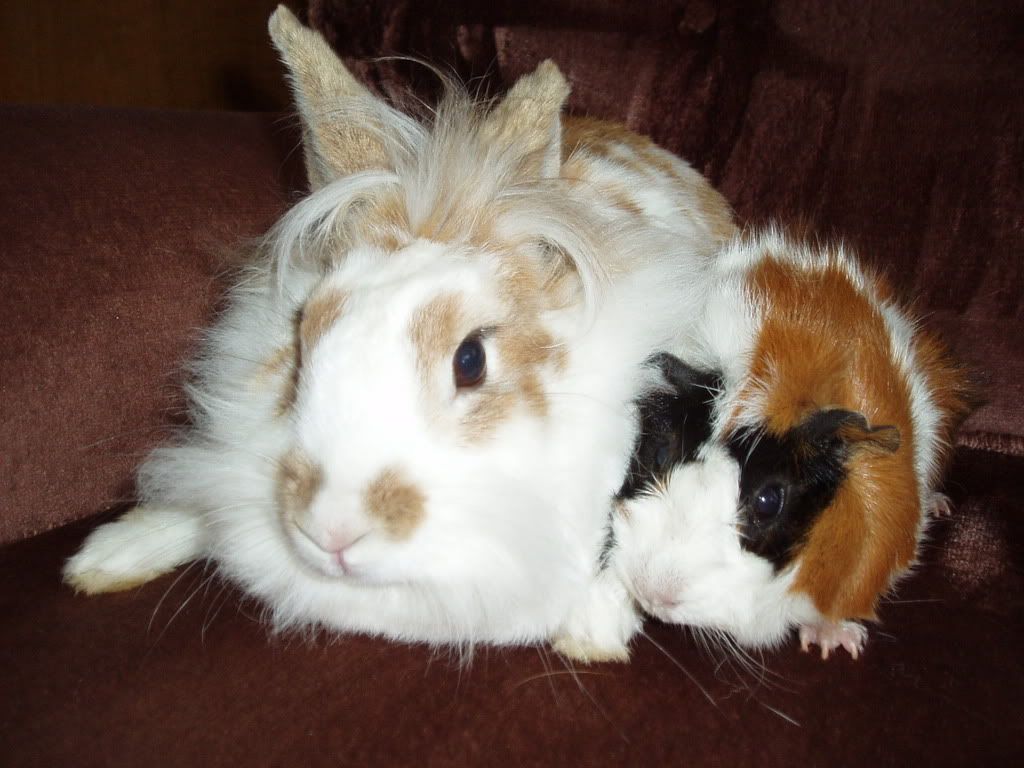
[636,575,684,614]
[646,590,683,613]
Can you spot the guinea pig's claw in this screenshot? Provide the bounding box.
[798,621,867,661]
[929,492,954,518]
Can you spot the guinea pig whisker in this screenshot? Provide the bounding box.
[638,628,719,709]
[755,700,801,727]
[520,646,563,704]
[549,652,626,739]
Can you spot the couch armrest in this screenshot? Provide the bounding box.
[0,105,300,545]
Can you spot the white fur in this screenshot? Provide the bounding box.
[611,447,812,649]
[65,52,728,652]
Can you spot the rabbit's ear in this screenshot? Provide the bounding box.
[269,5,390,189]
[482,60,570,183]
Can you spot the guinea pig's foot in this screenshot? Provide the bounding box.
[63,506,204,594]
[929,492,954,518]
[798,620,867,660]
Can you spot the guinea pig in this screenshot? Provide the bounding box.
[609,229,974,658]
[63,8,736,652]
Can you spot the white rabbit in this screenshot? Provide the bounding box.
[64,6,735,652]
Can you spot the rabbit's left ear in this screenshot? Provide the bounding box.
[268,5,390,189]
[482,60,570,182]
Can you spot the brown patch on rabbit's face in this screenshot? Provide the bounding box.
[410,293,464,379]
[300,286,349,350]
[363,467,426,539]
[255,345,301,416]
[277,448,324,521]
[463,263,564,440]
[407,265,563,442]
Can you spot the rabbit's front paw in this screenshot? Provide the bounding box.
[551,573,640,664]
[63,507,203,594]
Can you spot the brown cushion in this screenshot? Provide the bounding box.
[0,105,299,544]
[310,0,1024,456]
[3,447,1022,765]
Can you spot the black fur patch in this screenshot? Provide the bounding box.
[728,409,864,570]
[617,353,722,499]
[601,354,722,568]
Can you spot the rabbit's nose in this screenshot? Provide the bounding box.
[325,531,368,573]
[295,521,366,556]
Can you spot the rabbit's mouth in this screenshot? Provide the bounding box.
[286,521,372,581]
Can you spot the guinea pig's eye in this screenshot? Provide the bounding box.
[653,442,671,472]
[751,483,785,523]
[453,333,486,389]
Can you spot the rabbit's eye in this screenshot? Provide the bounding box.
[453,334,486,389]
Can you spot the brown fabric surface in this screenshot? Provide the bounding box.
[0,106,301,544]
[1,4,1022,765]
[311,0,1024,453]
[1,447,1021,766]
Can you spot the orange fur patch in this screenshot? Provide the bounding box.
[736,254,921,621]
[363,467,426,539]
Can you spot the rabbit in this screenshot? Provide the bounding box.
[63,6,736,653]
[603,229,974,659]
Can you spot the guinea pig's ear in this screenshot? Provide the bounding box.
[268,5,390,189]
[482,60,570,182]
[811,409,901,456]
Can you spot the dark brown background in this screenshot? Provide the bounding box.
[1,1,1022,765]
[0,0,295,110]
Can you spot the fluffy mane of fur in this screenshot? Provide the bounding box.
[63,7,736,660]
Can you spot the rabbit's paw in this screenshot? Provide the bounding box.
[799,620,867,660]
[63,507,204,594]
[551,573,640,664]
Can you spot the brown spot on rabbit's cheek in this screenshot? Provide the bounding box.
[300,287,349,350]
[409,293,463,379]
[254,345,301,416]
[258,346,292,379]
[276,359,301,416]
[521,372,547,417]
[461,390,518,441]
[276,449,323,522]
[460,326,555,441]
[363,468,426,539]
